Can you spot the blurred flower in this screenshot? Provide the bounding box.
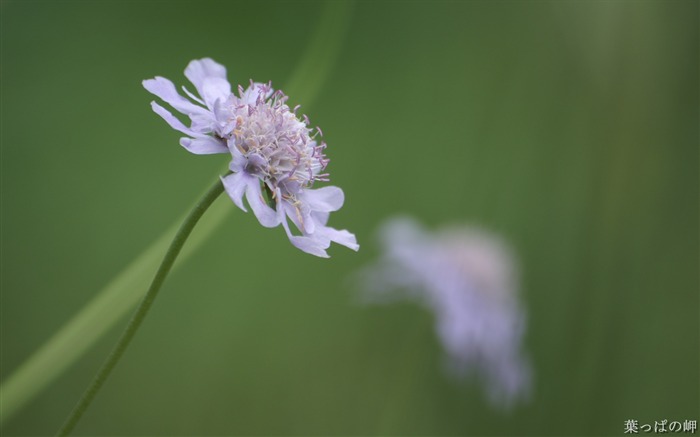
[143,58,358,257]
[361,217,531,409]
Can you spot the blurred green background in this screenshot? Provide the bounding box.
[1,0,698,435]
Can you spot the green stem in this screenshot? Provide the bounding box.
[57,176,226,436]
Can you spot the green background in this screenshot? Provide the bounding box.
[2,0,698,435]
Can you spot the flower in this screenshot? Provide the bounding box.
[143,58,358,257]
[360,217,531,409]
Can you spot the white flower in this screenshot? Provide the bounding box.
[143,58,358,258]
[361,217,531,408]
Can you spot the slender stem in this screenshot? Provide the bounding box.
[57,177,226,436]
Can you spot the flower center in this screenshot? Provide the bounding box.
[229,83,329,196]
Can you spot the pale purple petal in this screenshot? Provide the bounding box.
[276,200,313,234]
[280,201,357,255]
[228,144,247,172]
[221,172,249,212]
[289,200,315,234]
[277,197,330,257]
[288,234,330,258]
[180,137,228,155]
[150,102,198,136]
[315,225,359,251]
[245,180,279,228]
[311,211,330,226]
[200,77,231,109]
[150,102,226,156]
[301,186,345,212]
[143,77,208,116]
[280,216,330,258]
[216,101,238,136]
[184,58,227,100]
[181,86,205,105]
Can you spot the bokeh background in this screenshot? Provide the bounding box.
[1,0,698,435]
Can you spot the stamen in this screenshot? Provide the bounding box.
[227,80,330,195]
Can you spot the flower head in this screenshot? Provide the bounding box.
[361,217,531,409]
[143,58,358,257]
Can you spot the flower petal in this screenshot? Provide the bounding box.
[150,101,197,136]
[181,85,205,105]
[277,196,330,258]
[180,137,228,155]
[185,58,227,95]
[311,211,330,226]
[281,201,315,234]
[150,102,227,154]
[245,180,279,228]
[184,59,230,108]
[288,234,330,258]
[316,225,360,251]
[200,77,231,109]
[227,146,249,174]
[143,77,208,116]
[302,186,345,212]
[280,216,330,258]
[221,172,249,212]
